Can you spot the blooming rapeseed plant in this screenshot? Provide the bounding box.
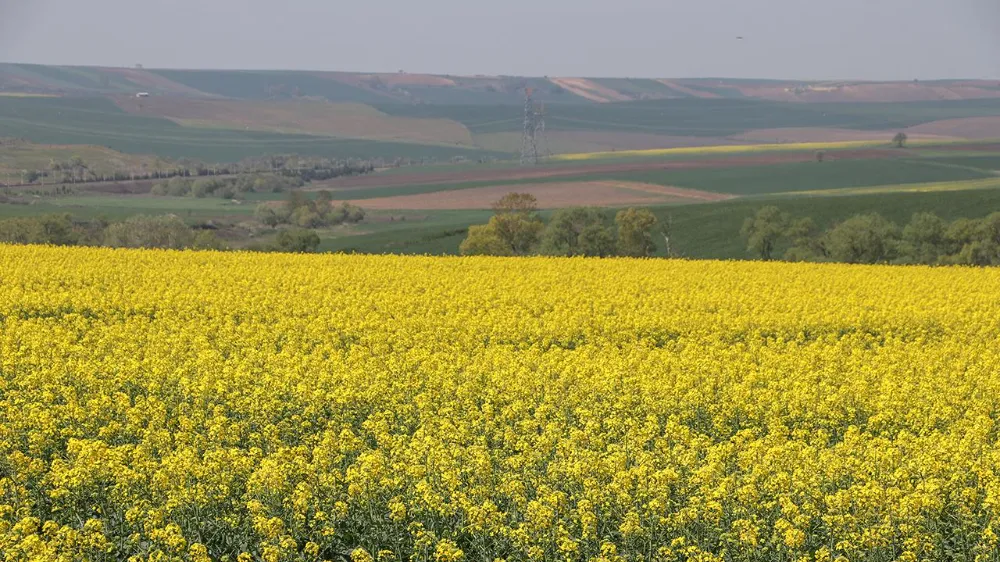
[2,245,1000,561]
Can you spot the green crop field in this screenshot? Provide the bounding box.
[591,158,994,195]
[0,97,504,162]
[318,210,495,254]
[914,155,1000,170]
[322,156,995,202]
[150,70,391,104]
[656,186,1000,259]
[310,185,1000,258]
[378,98,1000,136]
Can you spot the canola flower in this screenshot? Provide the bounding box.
[3,245,1000,561]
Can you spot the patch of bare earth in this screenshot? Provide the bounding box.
[656,80,721,99]
[336,181,732,210]
[550,78,631,103]
[907,117,1000,139]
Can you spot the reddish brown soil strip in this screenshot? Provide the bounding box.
[907,117,1000,140]
[314,149,905,191]
[550,78,631,103]
[657,80,721,99]
[335,181,732,210]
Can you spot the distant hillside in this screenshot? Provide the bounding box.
[3,64,1000,163]
[3,63,1000,105]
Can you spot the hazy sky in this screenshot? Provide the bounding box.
[1,0,998,80]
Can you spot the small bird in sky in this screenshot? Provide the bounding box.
[737,36,745,40]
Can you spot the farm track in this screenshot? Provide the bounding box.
[317,149,905,191]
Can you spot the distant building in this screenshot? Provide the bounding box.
[136,92,150,98]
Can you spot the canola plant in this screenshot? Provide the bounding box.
[2,245,1000,562]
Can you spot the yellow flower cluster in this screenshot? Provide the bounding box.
[3,245,1000,561]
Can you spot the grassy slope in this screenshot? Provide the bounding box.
[116,97,477,146]
[378,99,1000,136]
[149,70,391,104]
[0,141,164,175]
[596,159,993,195]
[326,156,994,201]
[0,97,503,162]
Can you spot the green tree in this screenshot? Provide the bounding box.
[342,203,366,224]
[68,155,87,182]
[615,208,658,257]
[489,193,544,255]
[783,217,823,261]
[166,177,192,197]
[275,228,320,253]
[741,206,789,260]
[947,213,1000,265]
[292,206,323,228]
[103,215,195,249]
[254,204,282,228]
[459,222,512,256]
[492,192,540,215]
[285,189,311,213]
[192,230,226,250]
[899,212,948,264]
[823,213,900,264]
[0,214,78,246]
[893,132,908,148]
[315,190,334,216]
[191,178,223,198]
[540,207,615,257]
[578,223,617,258]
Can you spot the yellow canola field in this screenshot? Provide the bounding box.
[549,139,988,162]
[4,246,1000,562]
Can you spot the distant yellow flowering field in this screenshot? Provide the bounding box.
[550,139,981,162]
[777,177,1000,198]
[4,246,1000,562]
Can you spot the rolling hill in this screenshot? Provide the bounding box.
[2,63,1000,164]
[5,64,1000,105]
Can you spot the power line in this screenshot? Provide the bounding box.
[519,87,548,166]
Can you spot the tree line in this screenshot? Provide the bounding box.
[0,214,329,254]
[459,193,662,258]
[149,174,305,199]
[742,206,1000,265]
[1,146,377,188]
[254,190,366,229]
